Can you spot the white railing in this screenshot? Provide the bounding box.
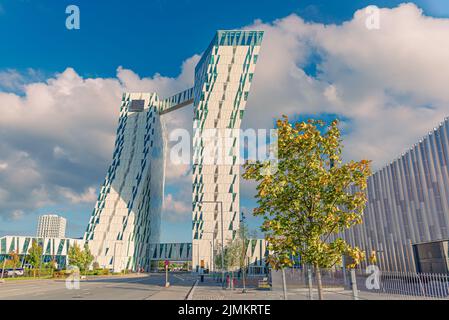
[271,267,449,300]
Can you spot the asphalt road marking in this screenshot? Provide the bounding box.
[0,274,192,300]
[174,275,185,281]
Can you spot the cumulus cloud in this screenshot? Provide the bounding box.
[0,59,196,221]
[10,210,24,221]
[163,193,191,222]
[1,3,448,226]
[243,3,449,168]
[58,186,98,204]
[0,69,46,93]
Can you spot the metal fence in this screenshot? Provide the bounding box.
[271,267,449,300]
[357,270,449,300]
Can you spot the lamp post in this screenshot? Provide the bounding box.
[198,201,224,284]
[193,243,200,273]
[240,211,248,293]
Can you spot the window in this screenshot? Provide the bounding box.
[129,99,145,112]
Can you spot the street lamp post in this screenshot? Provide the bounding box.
[198,201,224,284]
[202,231,215,272]
[240,211,248,293]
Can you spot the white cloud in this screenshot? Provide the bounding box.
[0,70,23,91]
[0,162,8,170]
[10,210,24,221]
[163,193,191,222]
[53,146,69,159]
[0,188,8,202]
[0,59,197,220]
[243,3,449,168]
[0,68,46,92]
[58,186,97,204]
[1,3,448,224]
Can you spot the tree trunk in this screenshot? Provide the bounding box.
[307,267,313,300]
[281,268,288,300]
[242,267,247,292]
[315,265,324,300]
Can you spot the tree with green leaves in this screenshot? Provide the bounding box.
[68,243,83,270]
[9,251,21,270]
[28,241,43,278]
[214,238,242,289]
[6,250,21,277]
[214,224,256,290]
[68,243,94,274]
[243,116,371,299]
[237,212,259,292]
[82,244,94,274]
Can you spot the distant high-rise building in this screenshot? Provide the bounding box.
[36,214,67,238]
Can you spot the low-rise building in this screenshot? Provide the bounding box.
[0,235,84,269]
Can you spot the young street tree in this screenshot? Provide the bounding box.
[28,241,43,278]
[68,243,94,274]
[215,239,242,289]
[214,220,255,291]
[82,244,94,274]
[8,250,21,270]
[243,116,371,299]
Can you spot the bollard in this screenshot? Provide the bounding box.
[350,269,359,300]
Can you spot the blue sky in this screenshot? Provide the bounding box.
[1,0,441,79]
[1,0,449,242]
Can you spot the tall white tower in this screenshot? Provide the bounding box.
[84,93,165,272]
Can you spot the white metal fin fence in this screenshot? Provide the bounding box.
[271,268,449,300]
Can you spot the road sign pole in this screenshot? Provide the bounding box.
[165,260,170,288]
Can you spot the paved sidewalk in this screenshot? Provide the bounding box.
[191,277,437,300]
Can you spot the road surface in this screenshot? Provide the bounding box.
[0,273,196,300]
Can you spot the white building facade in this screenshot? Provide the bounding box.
[192,31,264,271]
[0,235,83,269]
[84,93,165,272]
[83,31,266,272]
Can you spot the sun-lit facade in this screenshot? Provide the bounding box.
[192,31,264,271]
[0,236,84,269]
[84,93,165,271]
[343,118,449,273]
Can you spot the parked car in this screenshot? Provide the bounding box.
[13,269,24,276]
[2,268,24,277]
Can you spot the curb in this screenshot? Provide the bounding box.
[185,279,199,300]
